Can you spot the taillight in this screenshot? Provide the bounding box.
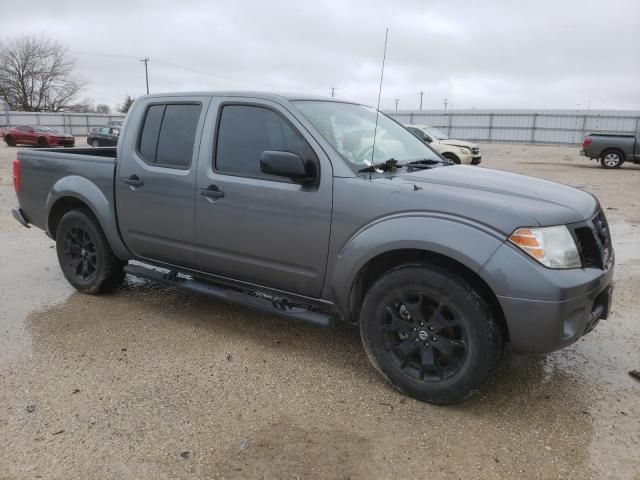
[582,137,592,150]
[13,159,20,193]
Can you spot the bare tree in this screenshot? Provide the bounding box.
[0,35,86,112]
[67,96,95,113]
[96,104,111,114]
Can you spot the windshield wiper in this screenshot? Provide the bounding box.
[407,158,453,167]
[358,158,401,173]
[357,157,451,173]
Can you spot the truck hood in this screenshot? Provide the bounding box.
[388,165,598,234]
[439,139,478,149]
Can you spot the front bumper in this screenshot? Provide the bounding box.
[50,138,75,147]
[458,151,482,165]
[482,242,615,355]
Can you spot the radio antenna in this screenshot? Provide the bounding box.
[370,27,389,165]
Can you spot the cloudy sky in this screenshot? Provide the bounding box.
[1,0,639,111]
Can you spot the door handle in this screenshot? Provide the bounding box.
[201,185,224,199]
[122,175,144,187]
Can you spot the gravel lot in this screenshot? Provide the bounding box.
[1,140,638,479]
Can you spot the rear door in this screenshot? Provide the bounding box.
[194,97,333,297]
[116,96,210,269]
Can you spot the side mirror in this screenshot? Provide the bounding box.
[423,134,433,143]
[260,150,315,185]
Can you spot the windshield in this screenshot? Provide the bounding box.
[294,101,441,172]
[424,126,449,140]
[35,127,57,133]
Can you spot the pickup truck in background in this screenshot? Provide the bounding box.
[11,92,614,405]
[581,133,640,168]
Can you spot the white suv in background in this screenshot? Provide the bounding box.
[405,124,482,165]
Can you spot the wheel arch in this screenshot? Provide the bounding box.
[45,176,130,260]
[346,248,508,341]
[326,215,507,330]
[441,151,461,164]
[601,147,626,161]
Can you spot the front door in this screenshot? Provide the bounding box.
[194,98,333,297]
[115,97,209,269]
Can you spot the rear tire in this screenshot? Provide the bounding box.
[442,153,461,164]
[600,150,624,169]
[359,264,503,405]
[5,135,16,147]
[55,209,126,294]
[92,139,100,147]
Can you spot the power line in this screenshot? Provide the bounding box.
[71,49,327,93]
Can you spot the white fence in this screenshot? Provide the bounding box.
[0,111,126,136]
[386,109,640,145]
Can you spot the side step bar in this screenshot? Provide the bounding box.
[123,264,334,328]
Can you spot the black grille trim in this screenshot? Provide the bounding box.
[571,209,612,269]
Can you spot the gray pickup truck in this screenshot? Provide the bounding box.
[581,133,640,168]
[12,92,614,404]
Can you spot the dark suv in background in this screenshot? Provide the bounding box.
[88,125,120,147]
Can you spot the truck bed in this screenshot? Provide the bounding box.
[16,147,118,233]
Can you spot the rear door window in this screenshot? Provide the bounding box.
[138,103,201,169]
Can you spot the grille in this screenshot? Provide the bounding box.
[572,209,612,269]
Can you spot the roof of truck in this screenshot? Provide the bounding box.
[140,91,363,104]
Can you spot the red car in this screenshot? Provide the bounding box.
[4,126,75,147]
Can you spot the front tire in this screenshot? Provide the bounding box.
[359,264,503,405]
[92,139,100,147]
[600,150,624,169]
[55,209,125,294]
[37,137,48,148]
[442,153,461,164]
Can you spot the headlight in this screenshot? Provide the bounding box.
[509,226,581,269]
[459,147,471,154]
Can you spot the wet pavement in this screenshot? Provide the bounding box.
[0,142,639,479]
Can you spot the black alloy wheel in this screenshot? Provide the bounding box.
[63,225,98,282]
[382,293,467,381]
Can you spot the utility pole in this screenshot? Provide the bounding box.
[330,87,336,98]
[140,57,150,94]
[419,90,424,110]
[394,98,399,111]
[443,98,448,110]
